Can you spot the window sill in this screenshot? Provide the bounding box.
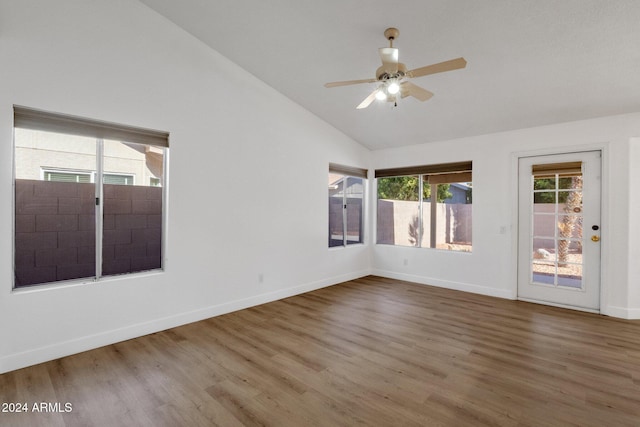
[11,269,165,295]
[329,243,367,251]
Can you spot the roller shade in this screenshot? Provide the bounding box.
[14,105,169,148]
[427,172,472,184]
[375,161,472,179]
[329,163,368,178]
[532,162,582,177]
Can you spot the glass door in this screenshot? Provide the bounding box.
[518,151,601,311]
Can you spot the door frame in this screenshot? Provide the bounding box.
[510,143,610,314]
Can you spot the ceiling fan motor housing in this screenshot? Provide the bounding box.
[376,63,407,81]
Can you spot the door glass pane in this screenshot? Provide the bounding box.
[530,170,583,290]
[328,175,345,247]
[533,214,555,238]
[558,263,583,289]
[102,140,163,276]
[14,128,97,287]
[532,260,555,285]
[557,215,582,239]
[558,177,576,189]
[534,176,555,190]
[533,191,556,210]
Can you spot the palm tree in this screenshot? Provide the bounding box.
[557,176,583,266]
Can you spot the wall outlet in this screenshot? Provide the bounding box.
[403,259,408,266]
[258,273,264,283]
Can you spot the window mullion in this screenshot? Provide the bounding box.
[95,138,104,280]
[343,177,348,246]
[417,175,423,247]
[430,183,438,249]
[161,148,169,270]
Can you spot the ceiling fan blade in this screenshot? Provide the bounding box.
[400,81,434,102]
[379,47,399,74]
[407,57,467,78]
[325,78,378,88]
[356,89,381,109]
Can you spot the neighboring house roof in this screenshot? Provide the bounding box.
[328,173,343,188]
[451,182,471,191]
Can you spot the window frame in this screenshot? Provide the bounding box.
[12,106,170,289]
[375,161,472,251]
[328,163,367,248]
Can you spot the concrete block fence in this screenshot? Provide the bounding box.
[15,180,162,287]
[377,200,472,248]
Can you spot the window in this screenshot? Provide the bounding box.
[329,164,367,247]
[103,173,134,186]
[13,106,169,288]
[44,170,92,183]
[376,161,472,252]
[43,170,135,185]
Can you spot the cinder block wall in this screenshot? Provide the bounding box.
[328,197,363,245]
[376,200,472,247]
[14,180,162,287]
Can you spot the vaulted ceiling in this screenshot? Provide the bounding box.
[139,0,640,150]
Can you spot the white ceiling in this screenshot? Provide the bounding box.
[139,0,640,150]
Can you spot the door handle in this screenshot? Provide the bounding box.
[591,235,600,242]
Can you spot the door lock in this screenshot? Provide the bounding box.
[591,235,600,242]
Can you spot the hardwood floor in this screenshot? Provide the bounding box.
[2,276,640,426]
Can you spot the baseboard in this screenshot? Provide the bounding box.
[604,305,640,320]
[0,269,370,374]
[371,269,516,300]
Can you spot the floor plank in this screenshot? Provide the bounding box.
[2,276,640,426]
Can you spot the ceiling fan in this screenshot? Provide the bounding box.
[324,28,467,109]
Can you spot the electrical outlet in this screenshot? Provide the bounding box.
[403,259,408,266]
[258,273,264,283]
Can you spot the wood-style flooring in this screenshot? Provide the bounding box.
[2,276,640,426]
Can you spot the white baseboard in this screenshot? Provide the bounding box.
[0,269,370,374]
[603,305,640,320]
[371,270,640,320]
[371,269,516,300]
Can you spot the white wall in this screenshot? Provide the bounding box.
[627,137,640,318]
[0,0,371,373]
[371,113,640,318]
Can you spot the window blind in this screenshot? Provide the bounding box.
[329,163,368,178]
[14,105,169,148]
[531,162,582,177]
[375,161,472,179]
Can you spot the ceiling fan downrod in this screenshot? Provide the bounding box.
[384,27,399,48]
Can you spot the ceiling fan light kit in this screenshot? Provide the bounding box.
[325,27,467,109]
